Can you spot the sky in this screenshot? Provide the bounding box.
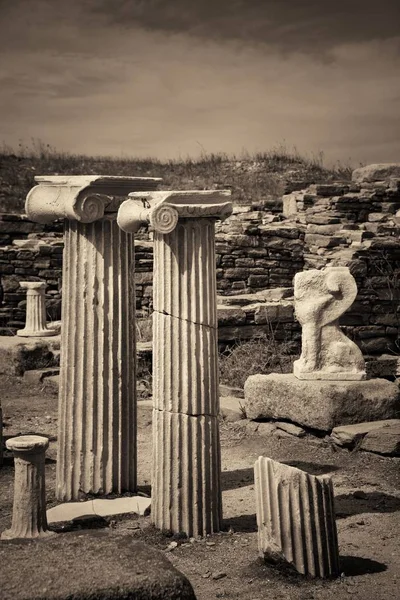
[0,0,399,166]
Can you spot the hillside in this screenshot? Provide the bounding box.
[0,144,352,213]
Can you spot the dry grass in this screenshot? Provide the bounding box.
[219,331,296,389]
[0,139,353,213]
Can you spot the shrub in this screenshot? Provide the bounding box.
[219,332,296,389]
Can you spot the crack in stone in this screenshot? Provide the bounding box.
[153,407,216,419]
[154,309,217,331]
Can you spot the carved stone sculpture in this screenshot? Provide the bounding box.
[1,435,53,539]
[17,282,57,337]
[293,266,365,380]
[254,456,340,578]
[25,175,161,501]
[118,190,232,537]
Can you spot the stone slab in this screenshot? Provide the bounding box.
[23,368,60,385]
[0,532,196,600]
[331,419,400,448]
[352,163,400,183]
[360,422,400,455]
[244,373,400,431]
[219,384,244,399]
[47,497,151,524]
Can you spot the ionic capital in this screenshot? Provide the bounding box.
[26,175,162,224]
[117,190,232,234]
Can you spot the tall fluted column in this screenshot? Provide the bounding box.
[25,175,161,501]
[17,282,56,337]
[1,435,53,539]
[117,190,232,537]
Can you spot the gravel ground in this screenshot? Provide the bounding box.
[0,375,399,600]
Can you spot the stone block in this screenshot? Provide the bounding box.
[0,534,196,600]
[352,163,400,183]
[244,373,400,431]
[217,306,247,326]
[331,419,399,449]
[360,422,400,455]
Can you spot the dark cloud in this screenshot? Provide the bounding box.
[88,0,400,52]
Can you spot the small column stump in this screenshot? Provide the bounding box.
[17,282,56,337]
[1,435,53,540]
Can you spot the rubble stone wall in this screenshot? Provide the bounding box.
[1,167,399,354]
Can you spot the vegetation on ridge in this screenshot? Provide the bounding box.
[0,139,353,213]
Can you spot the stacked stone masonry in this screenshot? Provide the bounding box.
[1,167,400,353]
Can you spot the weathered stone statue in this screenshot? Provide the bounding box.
[293,266,365,380]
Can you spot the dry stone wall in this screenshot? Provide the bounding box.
[1,166,399,354]
[0,215,63,334]
[283,176,400,353]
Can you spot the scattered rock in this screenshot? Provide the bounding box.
[212,572,227,580]
[352,163,400,183]
[360,422,400,456]
[257,422,276,436]
[23,367,60,385]
[331,419,400,455]
[275,421,306,437]
[166,541,178,552]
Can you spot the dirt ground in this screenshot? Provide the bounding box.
[0,375,399,600]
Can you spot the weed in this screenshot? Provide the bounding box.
[219,331,296,389]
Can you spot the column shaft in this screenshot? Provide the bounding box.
[152,219,222,537]
[56,218,136,501]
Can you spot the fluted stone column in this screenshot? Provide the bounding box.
[25,175,161,501]
[254,456,340,578]
[118,190,232,537]
[17,282,56,337]
[1,435,53,539]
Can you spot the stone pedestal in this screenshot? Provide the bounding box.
[117,190,232,537]
[17,282,56,337]
[245,373,400,431]
[25,175,161,501]
[1,435,53,539]
[255,456,339,578]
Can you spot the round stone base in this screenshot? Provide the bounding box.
[16,328,58,337]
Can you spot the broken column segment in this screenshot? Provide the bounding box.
[25,175,161,501]
[254,456,340,578]
[293,266,366,380]
[17,281,57,337]
[1,435,53,539]
[118,190,232,537]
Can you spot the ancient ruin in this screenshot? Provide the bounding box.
[245,265,399,430]
[16,281,57,337]
[254,456,339,578]
[1,435,53,540]
[293,266,366,380]
[118,190,232,537]
[25,175,161,501]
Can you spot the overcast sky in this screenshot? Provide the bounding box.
[0,0,399,165]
